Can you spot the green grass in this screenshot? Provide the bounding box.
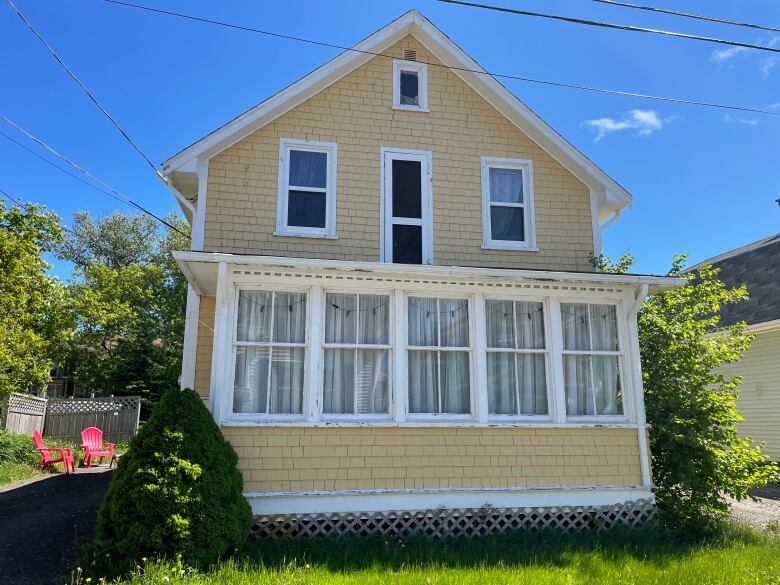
[85,523,780,585]
[0,460,44,485]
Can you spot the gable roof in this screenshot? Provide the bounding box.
[687,233,780,327]
[162,10,632,217]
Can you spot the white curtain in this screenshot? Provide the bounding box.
[489,167,523,204]
[289,149,326,188]
[236,291,272,342]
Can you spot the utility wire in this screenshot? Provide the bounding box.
[4,0,162,176]
[592,0,780,34]
[436,0,780,54]
[99,0,780,117]
[0,113,189,237]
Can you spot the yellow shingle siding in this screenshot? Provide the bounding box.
[204,36,595,271]
[222,426,642,493]
[719,329,780,459]
[194,296,215,400]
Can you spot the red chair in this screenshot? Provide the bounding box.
[33,430,75,473]
[80,427,115,468]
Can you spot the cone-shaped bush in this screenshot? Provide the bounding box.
[84,388,252,577]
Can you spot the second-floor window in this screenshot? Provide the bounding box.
[276,139,337,238]
[481,157,536,250]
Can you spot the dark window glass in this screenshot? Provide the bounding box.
[392,224,422,264]
[400,71,419,105]
[392,160,422,218]
[288,191,326,228]
[289,150,327,188]
[490,207,524,241]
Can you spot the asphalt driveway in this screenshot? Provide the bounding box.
[0,468,113,585]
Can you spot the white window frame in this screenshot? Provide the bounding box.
[392,60,428,112]
[483,296,553,421]
[319,290,394,421]
[380,148,434,265]
[276,138,337,239]
[559,299,629,422]
[481,156,537,251]
[404,292,476,422]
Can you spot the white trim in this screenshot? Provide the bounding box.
[626,284,652,488]
[192,160,208,251]
[392,59,429,111]
[480,156,536,250]
[276,138,337,238]
[392,289,408,422]
[161,10,631,215]
[246,485,653,515]
[180,285,200,390]
[380,147,433,265]
[305,286,323,421]
[209,262,230,419]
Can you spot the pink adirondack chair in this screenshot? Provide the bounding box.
[80,427,115,468]
[33,430,75,473]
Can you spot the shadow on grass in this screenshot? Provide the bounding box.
[235,522,769,574]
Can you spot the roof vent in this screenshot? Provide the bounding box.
[403,49,417,61]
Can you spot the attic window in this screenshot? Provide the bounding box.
[392,60,428,112]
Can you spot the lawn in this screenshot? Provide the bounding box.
[98,524,780,585]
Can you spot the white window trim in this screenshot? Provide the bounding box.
[392,59,429,112]
[379,147,434,265]
[481,156,537,251]
[275,138,337,238]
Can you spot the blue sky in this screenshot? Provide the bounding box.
[1,0,778,278]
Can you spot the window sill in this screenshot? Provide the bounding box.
[274,230,338,240]
[482,242,539,252]
[391,105,430,113]
[220,419,638,429]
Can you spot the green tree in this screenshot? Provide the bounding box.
[593,253,779,530]
[0,201,72,396]
[59,211,189,412]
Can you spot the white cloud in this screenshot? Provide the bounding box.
[767,102,780,111]
[583,109,670,141]
[761,57,777,79]
[724,114,759,126]
[711,46,748,63]
[711,36,780,78]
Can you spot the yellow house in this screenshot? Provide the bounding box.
[163,11,682,536]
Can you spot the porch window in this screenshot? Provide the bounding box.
[276,139,337,238]
[407,297,471,415]
[485,300,548,416]
[232,290,307,415]
[481,157,536,250]
[561,303,623,416]
[322,293,391,416]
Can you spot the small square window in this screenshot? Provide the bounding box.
[393,60,428,111]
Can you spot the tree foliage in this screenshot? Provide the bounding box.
[0,201,73,396]
[59,211,189,412]
[594,253,780,530]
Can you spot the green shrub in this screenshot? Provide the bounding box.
[82,388,252,577]
[0,429,40,467]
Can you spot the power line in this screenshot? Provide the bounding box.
[592,0,780,34]
[0,113,189,237]
[436,0,780,54]
[99,0,780,117]
[4,0,161,176]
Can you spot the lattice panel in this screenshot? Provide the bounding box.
[251,500,655,540]
[6,393,47,416]
[46,396,140,415]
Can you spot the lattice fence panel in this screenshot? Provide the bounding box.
[1,393,47,435]
[251,500,656,540]
[43,396,140,443]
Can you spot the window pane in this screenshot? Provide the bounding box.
[392,160,422,218]
[392,225,422,264]
[355,349,389,414]
[233,347,269,413]
[288,191,326,228]
[517,354,548,415]
[325,294,356,344]
[489,167,523,204]
[592,355,622,415]
[562,303,591,351]
[289,149,327,188]
[490,207,524,242]
[440,299,469,347]
[515,301,545,349]
[323,348,355,414]
[359,295,390,345]
[485,300,514,348]
[400,71,419,105]
[408,350,438,413]
[589,305,619,351]
[564,355,594,416]
[236,291,272,342]
[269,347,304,414]
[408,297,438,346]
[487,352,516,415]
[440,351,470,414]
[273,292,306,343]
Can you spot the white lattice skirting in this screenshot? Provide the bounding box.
[251,499,655,539]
